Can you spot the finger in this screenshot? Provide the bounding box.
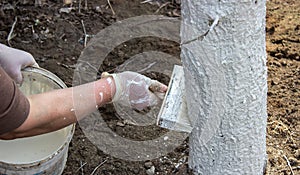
[32,62,39,68]
[149,80,168,93]
[15,74,23,85]
[21,52,37,68]
[101,72,111,78]
[154,92,165,100]
[13,70,23,85]
[148,92,159,107]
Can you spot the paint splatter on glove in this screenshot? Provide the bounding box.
[101,71,168,111]
[0,44,38,84]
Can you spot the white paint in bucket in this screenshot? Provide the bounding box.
[0,127,70,164]
[0,67,75,175]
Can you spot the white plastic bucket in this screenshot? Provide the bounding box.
[0,67,75,175]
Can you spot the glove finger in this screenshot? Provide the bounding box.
[32,62,39,68]
[148,92,159,107]
[26,58,37,67]
[154,92,165,100]
[131,92,159,111]
[149,80,168,93]
[9,68,23,84]
[15,73,23,85]
[21,52,37,68]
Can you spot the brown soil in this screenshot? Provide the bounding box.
[0,0,299,174]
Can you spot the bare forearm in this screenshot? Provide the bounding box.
[0,70,167,140]
[0,77,115,139]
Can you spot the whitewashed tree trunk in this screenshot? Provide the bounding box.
[180,0,268,174]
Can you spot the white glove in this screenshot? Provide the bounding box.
[101,71,168,111]
[0,44,38,84]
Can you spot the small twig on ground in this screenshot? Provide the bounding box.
[283,155,295,175]
[75,161,87,174]
[155,2,170,13]
[35,0,42,6]
[78,60,100,73]
[279,166,300,173]
[81,20,88,47]
[63,0,73,5]
[80,161,85,175]
[78,0,81,13]
[85,0,88,10]
[7,17,18,46]
[137,62,157,73]
[102,67,116,74]
[141,0,160,6]
[293,166,300,170]
[107,0,115,15]
[90,160,107,175]
[141,0,152,4]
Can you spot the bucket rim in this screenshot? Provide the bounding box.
[0,67,75,168]
[22,66,67,89]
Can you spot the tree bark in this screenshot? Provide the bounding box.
[181,0,268,174]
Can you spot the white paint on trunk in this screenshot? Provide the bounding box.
[181,0,268,174]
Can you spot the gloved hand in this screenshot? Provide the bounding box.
[101,71,168,111]
[0,44,38,84]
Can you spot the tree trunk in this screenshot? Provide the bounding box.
[180,0,268,174]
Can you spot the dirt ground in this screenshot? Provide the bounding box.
[0,0,299,174]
